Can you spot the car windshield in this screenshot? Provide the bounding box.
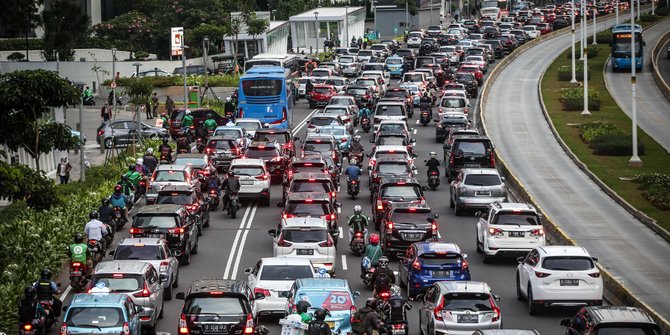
[441,98,467,108]
[312,70,330,77]
[463,174,501,186]
[338,57,354,63]
[66,307,124,328]
[157,193,194,205]
[358,50,373,56]
[134,215,178,228]
[404,74,424,82]
[236,122,260,131]
[291,180,331,193]
[380,185,421,199]
[184,297,245,315]
[391,211,432,224]
[281,229,328,243]
[320,128,346,136]
[208,140,237,150]
[154,170,187,182]
[260,265,314,280]
[356,79,375,86]
[376,105,404,116]
[92,276,142,292]
[455,141,488,155]
[303,143,334,153]
[214,129,242,137]
[492,212,540,226]
[542,256,594,271]
[174,158,206,167]
[325,79,345,86]
[297,290,353,311]
[387,58,403,65]
[377,163,410,175]
[310,117,340,126]
[285,202,329,216]
[442,293,493,312]
[245,148,279,159]
[114,245,163,260]
[230,166,264,176]
[419,252,462,265]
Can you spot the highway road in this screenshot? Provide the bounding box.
[604,17,670,153]
[658,37,670,86]
[483,12,670,325]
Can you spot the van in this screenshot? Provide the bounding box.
[61,293,141,335]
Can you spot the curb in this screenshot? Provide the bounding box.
[650,30,670,101]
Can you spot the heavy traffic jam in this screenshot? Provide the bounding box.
[17,2,662,335]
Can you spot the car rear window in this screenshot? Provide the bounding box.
[296,290,353,311]
[338,57,354,63]
[391,210,432,223]
[208,140,237,150]
[154,170,187,182]
[542,256,594,271]
[184,297,245,315]
[134,215,179,228]
[66,307,125,327]
[356,79,376,86]
[380,185,421,199]
[320,127,346,136]
[376,137,407,146]
[442,292,493,311]
[595,327,660,335]
[245,147,279,159]
[347,88,368,95]
[230,166,264,176]
[213,129,242,137]
[441,98,467,108]
[291,180,332,193]
[236,122,260,131]
[259,265,314,280]
[255,133,289,143]
[281,229,328,243]
[377,163,410,175]
[325,79,345,86]
[454,141,488,155]
[303,142,334,153]
[463,174,501,186]
[286,202,329,216]
[157,192,194,205]
[404,74,424,82]
[174,158,206,167]
[324,108,348,116]
[92,275,142,292]
[114,245,163,260]
[419,252,462,265]
[310,117,339,127]
[492,212,540,226]
[376,105,404,116]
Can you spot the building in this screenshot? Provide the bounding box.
[289,7,366,53]
[374,0,444,37]
[222,12,290,60]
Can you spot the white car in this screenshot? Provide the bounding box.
[407,32,424,48]
[376,119,412,137]
[368,145,415,176]
[234,118,263,138]
[523,25,540,39]
[228,158,271,206]
[361,70,389,94]
[311,68,333,78]
[372,102,408,129]
[269,217,338,274]
[323,77,348,92]
[321,106,354,130]
[298,77,314,97]
[438,95,470,114]
[476,202,546,262]
[357,49,375,63]
[244,257,317,316]
[328,95,360,123]
[516,246,603,315]
[213,125,251,148]
[401,72,428,91]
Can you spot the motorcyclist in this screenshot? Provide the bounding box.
[356,298,384,335]
[206,173,221,198]
[307,309,332,335]
[124,164,142,188]
[361,233,383,278]
[378,285,411,324]
[134,158,149,177]
[33,269,62,318]
[195,122,209,142]
[67,233,93,274]
[98,198,116,237]
[142,148,159,174]
[224,97,236,120]
[349,136,364,158]
[425,152,440,178]
[345,160,362,181]
[348,205,369,244]
[372,256,395,296]
[204,114,218,132]
[83,86,93,99]
[176,133,191,153]
[359,107,372,120]
[17,286,48,330]
[296,300,312,323]
[181,109,194,133]
[159,113,169,129]
[110,185,130,220]
[221,170,240,211]
[420,91,432,112]
[117,175,135,198]
[158,138,173,162]
[84,211,108,253]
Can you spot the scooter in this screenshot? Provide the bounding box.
[208,188,220,210]
[226,193,240,218]
[428,170,440,190]
[83,96,95,106]
[363,266,376,289]
[350,231,365,256]
[88,240,103,264]
[347,177,360,199]
[69,261,88,292]
[19,321,40,335]
[112,206,127,229]
[361,117,371,133]
[419,110,431,126]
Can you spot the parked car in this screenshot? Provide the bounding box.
[97,120,168,148]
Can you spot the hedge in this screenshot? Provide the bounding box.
[657,7,669,16]
[640,14,656,21]
[580,120,625,143]
[634,173,670,210]
[0,38,42,51]
[558,64,590,81]
[103,74,240,88]
[565,45,600,59]
[591,134,645,156]
[559,87,601,111]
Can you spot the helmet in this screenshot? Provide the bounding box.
[128,164,135,171]
[185,109,191,115]
[349,158,358,166]
[369,233,380,245]
[136,158,143,165]
[256,326,269,335]
[207,114,213,119]
[121,175,129,182]
[101,198,110,206]
[40,268,51,280]
[353,205,362,214]
[353,136,361,142]
[314,309,329,321]
[161,113,166,117]
[296,300,311,314]
[114,184,122,193]
[390,285,401,297]
[263,123,270,128]
[89,211,99,220]
[226,97,232,102]
[24,286,36,297]
[146,148,154,155]
[365,297,377,309]
[227,171,235,177]
[74,233,84,243]
[429,152,437,157]
[378,256,390,269]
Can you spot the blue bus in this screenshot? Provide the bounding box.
[238,65,295,128]
[611,24,644,71]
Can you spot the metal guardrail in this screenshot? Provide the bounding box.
[475,6,670,335]
[650,30,670,101]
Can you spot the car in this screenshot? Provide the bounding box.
[68,128,86,149]
[337,55,362,77]
[516,246,603,315]
[205,136,242,172]
[418,281,502,335]
[228,158,271,206]
[175,279,259,335]
[444,135,494,181]
[169,108,228,139]
[407,32,424,48]
[368,144,415,176]
[147,164,198,205]
[357,49,377,63]
[458,64,484,86]
[244,257,318,316]
[88,261,166,332]
[372,102,408,129]
[476,202,546,262]
[301,135,340,162]
[395,48,417,69]
[522,25,541,39]
[61,293,141,335]
[133,68,171,77]
[306,113,343,134]
[464,55,488,73]
[316,125,351,155]
[298,77,315,97]
[379,203,440,254]
[401,72,428,90]
[130,204,199,265]
[438,94,470,115]
[383,88,415,117]
[319,62,342,76]
[285,156,330,184]
[253,128,298,158]
[372,177,425,229]
[444,128,480,148]
[308,84,338,108]
[345,85,377,109]
[311,68,333,78]
[243,141,287,182]
[323,77,348,92]
[328,95,360,124]
[399,242,472,299]
[234,118,263,137]
[213,125,251,148]
[156,184,209,233]
[283,172,336,204]
[111,238,180,299]
[321,105,355,132]
[269,216,338,274]
[435,113,471,143]
[560,306,661,335]
[369,157,416,190]
[353,77,384,97]
[361,70,389,94]
[97,120,168,148]
[385,56,406,78]
[370,43,391,58]
[278,192,340,238]
[371,129,415,153]
[173,65,209,75]
[173,153,215,177]
[285,278,359,334]
[449,168,507,215]
[399,84,422,107]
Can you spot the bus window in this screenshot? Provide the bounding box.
[241,79,283,96]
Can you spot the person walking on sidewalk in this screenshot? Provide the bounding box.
[144,102,153,119]
[100,103,112,122]
[165,96,175,118]
[57,155,72,184]
[151,93,159,117]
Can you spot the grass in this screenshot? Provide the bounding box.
[541,40,670,231]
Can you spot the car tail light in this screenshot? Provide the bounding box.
[60,322,68,335]
[588,272,601,278]
[535,271,551,278]
[238,108,244,118]
[391,324,404,330]
[322,213,336,220]
[386,221,393,233]
[433,299,444,321]
[254,288,271,297]
[277,235,293,247]
[530,229,544,236]
[318,236,334,247]
[281,107,288,123]
[488,228,503,236]
[159,261,169,272]
[179,314,189,334]
[134,282,151,298]
[129,227,143,235]
[461,258,469,271]
[490,151,495,167]
[168,227,185,235]
[256,174,269,180]
[97,129,105,136]
[412,259,421,270]
[376,200,384,210]
[432,221,438,234]
[491,305,501,322]
[244,313,254,334]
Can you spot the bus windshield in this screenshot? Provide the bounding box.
[241,79,283,96]
[612,33,642,57]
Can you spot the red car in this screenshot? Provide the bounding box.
[457,65,484,85]
[308,84,337,108]
[537,23,553,35]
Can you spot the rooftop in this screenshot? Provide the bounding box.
[290,7,365,21]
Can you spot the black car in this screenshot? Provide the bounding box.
[282,172,336,204]
[480,40,504,59]
[435,114,471,143]
[495,34,517,53]
[380,203,439,254]
[444,135,494,181]
[369,157,416,193]
[175,279,259,335]
[244,141,287,182]
[510,30,528,45]
[156,185,210,233]
[130,204,199,265]
[372,177,425,229]
[384,88,415,116]
[253,128,298,158]
[455,72,479,98]
[395,48,417,70]
[205,136,241,172]
[345,85,377,109]
[553,16,570,30]
[419,39,439,56]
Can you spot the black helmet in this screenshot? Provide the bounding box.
[89,211,99,220]
[40,268,51,280]
[163,138,169,145]
[121,175,129,181]
[74,233,84,243]
[24,286,36,297]
[365,297,377,309]
[128,164,135,171]
[101,198,110,206]
[314,308,329,321]
[256,326,269,335]
[227,170,235,177]
[296,300,311,314]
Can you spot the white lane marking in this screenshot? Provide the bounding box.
[415,119,420,125]
[438,231,442,239]
[223,206,253,279]
[59,284,72,301]
[338,226,343,239]
[230,204,258,279]
[338,207,342,214]
[341,255,348,271]
[293,109,319,134]
[413,128,417,134]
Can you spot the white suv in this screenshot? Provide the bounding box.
[228,158,271,206]
[268,217,338,274]
[516,246,603,315]
[476,202,545,262]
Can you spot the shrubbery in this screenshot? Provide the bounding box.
[634,173,670,210]
[657,7,669,16]
[558,64,590,81]
[591,134,645,156]
[103,74,240,88]
[580,120,625,143]
[640,14,656,21]
[565,45,600,59]
[559,87,601,111]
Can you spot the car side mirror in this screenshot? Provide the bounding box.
[176,292,186,300]
[500,176,505,182]
[410,138,416,143]
[412,154,418,158]
[369,138,375,143]
[268,229,277,237]
[493,294,501,301]
[244,267,252,274]
[592,257,598,263]
[277,202,284,207]
[433,213,439,218]
[255,292,266,300]
[462,253,468,259]
[421,186,429,191]
[353,291,360,299]
[62,305,69,312]
[135,306,145,314]
[516,256,525,264]
[293,136,300,142]
[560,318,572,327]
[159,274,169,283]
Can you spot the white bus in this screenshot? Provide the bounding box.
[243,53,301,76]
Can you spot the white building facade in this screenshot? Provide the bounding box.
[222,12,290,60]
[289,7,366,54]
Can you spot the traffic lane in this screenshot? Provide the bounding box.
[658,40,670,87]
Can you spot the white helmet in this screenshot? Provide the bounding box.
[263,123,270,128]
[136,158,144,165]
[353,205,362,214]
[146,148,153,155]
[226,97,232,102]
[429,152,437,157]
[185,109,191,115]
[350,158,358,165]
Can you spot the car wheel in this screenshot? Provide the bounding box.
[165,283,173,300]
[158,303,164,320]
[104,138,115,149]
[192,238,199,254]
[449,194,455,208]
[262,195,271,207]
[476,239,483,253]
[527,285,541,315]
[203,214,210,228]
[454,203,463,216]
[482,251,491,264]
[406,279,414,300]
[516,273,524,301]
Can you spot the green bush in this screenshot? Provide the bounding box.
[134,51,150,60]
[580,120,625,143]
[558,64,590,81]
[591,134,645,156]
[565,45,600,59]
[656,7,669,16]
[633,173,670,210]
[0,38,42,51]
[0,200,27,225]
[640,14,656,21]
[559,87,601,111]
[596,29,613,44]
[103,74,240,88]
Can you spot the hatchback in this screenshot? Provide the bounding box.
[449,168,507,215]
[243,141,287,182]
[438,95,470,115]
[278,193,340,236]
[399,242,471,299]
[97,120,168,149]
[269,217,338,274]
[444,135,494,181]
[372,178,425,229]
[61,293,141,335]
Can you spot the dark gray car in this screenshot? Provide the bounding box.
[97,120,168,148]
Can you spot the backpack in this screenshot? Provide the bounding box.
[375,272,392,291]
[307,321,327,335]
[350,309,371,334]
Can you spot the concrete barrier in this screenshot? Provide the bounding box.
[650,30,670,101]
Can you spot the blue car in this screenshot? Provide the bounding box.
[398,242,471,299]
[385,56,406,78]
[285,278,360,334]
[61,293,141,335]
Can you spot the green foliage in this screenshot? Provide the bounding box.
[268,0,320,20]
[134,51,150,60]
[0,38,42,51]
[634,173,670,210]
[580,120,625,143]
[591,134,645,156]
[557,64,590,81]
[0,201,28,225]
[0,0,41,39]
[0,161,58,210]
[639,14,656,22]
[246,14,270,44]
[656,7,669,16]
[558,87,601,111]
[91,11,158,57]
[104,74,240,88]
[566,44,600,59]
[395,0,418,15]
[7,52,25,61]
[596,29,613,44]
[124,77,154,107]
[41,0,90,61]
[187,24,228,57]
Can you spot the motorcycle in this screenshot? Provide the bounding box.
[112,206,127,229]
[350,231,365,256]
[19,321,40,335]
[347,177,360,199]
[208,188,220,210]
[350,153,364,168]
[83,96,95,106]
[226,193,240,218]
[69,260,88,292]
[376,289,392,302]
[196,137,207,154]
[419,110,431,126]
[386,320,409,335]
[361,117,371,133]
[363,266,376,289]
[137,180,147,197]
[88,239,103,264]
[37,300,56,330]
[428,170,440,190]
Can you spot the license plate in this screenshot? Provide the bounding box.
[560,279,579,286]
[203,324,228,333]
[146,233,164,238]
[240,180,254,185]
[457,314,479,323]
[326,321,335,329]
[391,329,405,335]
[278,291,290,298]
[464,163,480,167]
[431,270,451,277]
[509,231,524,238]
[474,190,491,196]
[403,233,423,241]
[70,270,82,275]
[297,249,314,255]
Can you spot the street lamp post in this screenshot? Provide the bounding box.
[570,0,577,83]
[431,0,434,25]
[581,35,590,116]
[131,62,143,151]
[345,6,349,48]
[629,2,642,167]
[203,37,210,103]
[580,0,586,60]
[314,11,320,55]
[615,1,618,24]
[111,48,117,118]
[592,8,597,45]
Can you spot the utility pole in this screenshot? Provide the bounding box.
[629,2,641,167]
[112,48,117,119]
[571,0,577,83]
[203,37,210,105]
[592,8,597,45]
[79,95,85,181]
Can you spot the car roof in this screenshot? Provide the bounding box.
[158,184,194,193]
[214,125,243,131]
[292,172,332,180]
[374,145,409,152]
[437,281,491,294]
[460,168,500,175]
[311,113,340,119]
[70,293,129,306]
[136,204,183,214]
[117,238,166,246]
[187,279,248,295]
[452,134,491,141]
[174,153,207,160]
[231,158,265,165]
[286,192,330,201]
[282,217,329,228]
[585,306,658,325]
[94,260,152,274]
[537,245,591,257]
[415,242,462,255]
[295,278,348,289]
[379,177,420,185]
[259,257,315,266]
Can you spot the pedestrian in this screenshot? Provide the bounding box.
[151,93,159,117]
[57,155,72,184]
[100,102,111,121]
[165,96,175,118]
[454,8,460,22]
[144,102,152,119]
[363,36,368,49]
[357,37,363,48]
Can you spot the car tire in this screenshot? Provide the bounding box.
[527,285,541,315]
[516,273,524,301]
[104,138,115,149]
[476,240,483,253]
[482,252,491,264]
[406,280,414,301]
[203,215,210,228]
[262,195,271,207]
[192,239,199,255]
[449,195,455,208]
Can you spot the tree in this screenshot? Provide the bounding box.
[0,0,41,60]
[0,161,59,210]
[187,24,228,57]
[0,70,80,171]
[7,52,26,61]
[225,15,244,65]
[246,14,269,53]
[395,0,418,16]
[41,0,90,61]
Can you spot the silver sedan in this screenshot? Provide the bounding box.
[449,168,507,216]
